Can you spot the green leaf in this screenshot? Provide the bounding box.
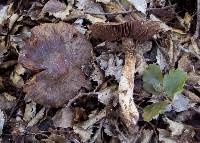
[143,64,163,94]
[143,100,169,122]
[163,69,187,98]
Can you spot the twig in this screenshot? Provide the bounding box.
[194,0,200,39]
[84,9,136,16]
[27,107,45,127]
[78,108,106,130]
[84,6,176,16]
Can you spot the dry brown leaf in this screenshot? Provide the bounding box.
[90,21,161,41]
[148,6,176,22]
[18,22,92,107]
[102,1,125,22]
[23,99,36,122]
[0,5,9,26]
[10,64,26,88]
[40,0,72,20]
[96,53,123,81]
[53,107,74,128]
[96,0,110,4]
[0,36,6,64]
[27,107,45,127]
[0,93,16,110]
[0,109,5,135]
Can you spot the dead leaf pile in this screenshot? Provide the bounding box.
[0,0,200,142]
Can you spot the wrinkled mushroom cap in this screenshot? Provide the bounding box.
[90,21,161,41]
[18,22,92,107]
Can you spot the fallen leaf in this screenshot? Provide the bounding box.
[178,54,192,72]
[8,13,19,30]
[18,22,92,107]
[23,100,36,122]
[76,0,90,10]
[140,129,154,143]
[185,90,200,103]
[76,0,106,23]
[10,64,26,88]
[53,107,73,128]
[126,0,147,14]
[103,1,125,22]
[97,86,116,105]
[42,134,66,143]
[135,53,147,75]
[0,109,5,135]
[158,129,176,143]
[0,5,8,26]
[90,64,104,86]
[0,36,7,63]
[40,0,72,20]
[96,0,110,4]
[73,126,92,142]
[3,92,16,101]
[0,93,16,111]
[27,107,45,127]
[78,109,106,130]
[171,94,190,112]
[148,6,176,22]
[156,48,168,70]
[73,19,87,34]
[96,53,123,81]
[165,118,185,136]
[85,1,106,23]
[184,12,192,30]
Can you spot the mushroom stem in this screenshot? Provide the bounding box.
[118,38,139,126]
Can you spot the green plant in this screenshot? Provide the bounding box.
[142,64,188,121]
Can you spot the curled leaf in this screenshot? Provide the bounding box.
[163,69,188,98]
[18,22,92,107]
[90,21,161,41]
[40,0,72,20]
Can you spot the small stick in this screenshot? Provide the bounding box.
[84,9,136,16]
[194,0,200,39]
[84,6,176,16]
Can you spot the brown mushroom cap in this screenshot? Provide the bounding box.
[90,21,161,41]
[18,22,92,107]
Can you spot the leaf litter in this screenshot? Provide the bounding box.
[0,0,200,142]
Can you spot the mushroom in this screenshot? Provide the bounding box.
[90,21,161,126]
[18,22,92,108]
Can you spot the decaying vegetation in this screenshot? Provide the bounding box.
[0,0,200,142]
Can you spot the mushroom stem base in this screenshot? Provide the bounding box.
[118,38,139,127]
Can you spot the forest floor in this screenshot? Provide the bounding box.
[0,0,200,142]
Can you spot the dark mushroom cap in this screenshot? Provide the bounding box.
[90,21,161,41]
[18,22,92,108]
